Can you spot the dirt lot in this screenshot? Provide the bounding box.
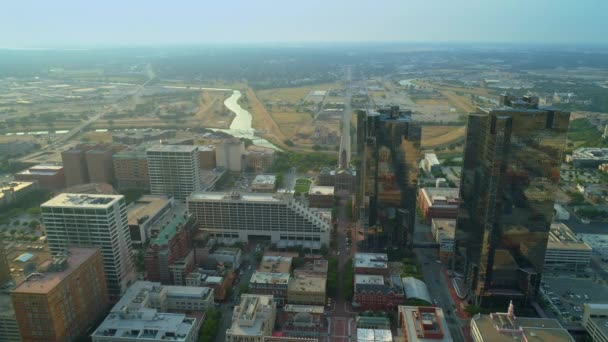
[257,82,341,104]
[195,90,233,128]
[421,125,466,148]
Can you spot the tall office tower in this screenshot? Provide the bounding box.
[11,247,109,342]
[355,106,421,249]
[147,145,202,200]
[215,138,245,172]
[454,95,570,306]
[61,146,90,187]
[86,147,116,184]
[113,148,150,190]
[188,192,331,248]
[41,193,135,299]
[0,241,11,287]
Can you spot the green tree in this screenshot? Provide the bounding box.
[198,309,222,342]
[28,220,39,229]
[465,305,481,317]
[239,282,249,294]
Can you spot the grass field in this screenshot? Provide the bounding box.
[195,90,233,128]
[422,125,466,148]
[294,178,312,193]
[414,98,451,106]
[79,131,112,143]
[257,82,342,103]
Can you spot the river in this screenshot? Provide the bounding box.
[214,90,281,151]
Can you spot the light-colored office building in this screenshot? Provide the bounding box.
[147,145,201,200]
[251,175,277,193]
[41,193,135,298]
[187,192,330,248]
[249,272,290,305]
[583,303,608,342]
[470,302,573,342]
[542,223,592,272]
[431,219,456,263]
[226,294,277,342]
[287,275,326,305]
[0,181,36,208]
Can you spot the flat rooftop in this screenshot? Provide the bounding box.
[41,193,122,208]
[259,255,292,274]
[572,148,608,160]
[472,312,573,342]
[252,175,276,186]
[548,223,592,251]
[250,272,290,285]
[585,304,608,338]
[0,181,34,193]
[432,219,456,240]
[355,274,385,286]
[309,185,334,195]
[283,304,324,314]
[288,275,326,293]
[12,247,99,294]
[357,328,393,342]
[188,191,286,203]
[92,308,195,341]
[399,306,452,342]
[16,164,63,175]
[229,295,274,337]
[354,253,388,270]
[146,144,198,153]
[127,195,171,225]
[420,187,460,206]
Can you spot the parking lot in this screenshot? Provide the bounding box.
[541,276,608,324]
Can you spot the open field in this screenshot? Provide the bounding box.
[79,131,112,143]
[195,90,233,129]
[441,91,475,113]
[414,98,451,106]
[421,125,466,148]
[257,82,342,103]
[413,80,496,97]
[246,88,288,149]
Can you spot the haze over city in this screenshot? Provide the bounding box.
[1,2,608,342]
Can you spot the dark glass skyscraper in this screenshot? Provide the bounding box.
[356,106,421,249]
[454,95,570,306]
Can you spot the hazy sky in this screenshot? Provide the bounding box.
[1,0,607,47]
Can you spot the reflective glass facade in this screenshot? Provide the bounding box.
[356,106,421,248]
[455,96,570,305]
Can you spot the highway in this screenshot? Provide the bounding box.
[338,66,353,168]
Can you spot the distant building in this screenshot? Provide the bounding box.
[249,272,290,306]
[216,139,245,172]
[186,270,233,302]
[208,247,242,270]
[198,145,216,170]
[470,301,573,342]
[357,328,393,342]
[41,193,135,299]
[259,255,292,274]
[0,181,36,207]
[251,175,277,193]
[354,253,388,276]
[127,195,173,246]
[397,305,453,342]
[287,275,326,306]
[0,290,20,342]
[569,148,608,168]
[583,303,608,342]
[418,187,459,224]
[0,242,11,287]
[147,145,202,200]
[14,164,65,190]
[144,203,196,285]
[113,148,150,190]
[11,248,109,342]
[112,128,175,145]
[86,146,116,184]
[353,274,404,311]
[188,192,330,248]
[542,223,592,272]
[423,153,441,174]
[226,294,277,342]
[62,144,119,187]
[308,185,334,208]
[245,146,275,173]
[554,203,570,221]
[431,219,456,263]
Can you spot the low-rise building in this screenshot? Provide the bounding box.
[287,275,326,305]
[127,195,172,246]
[308,185,334,208]
[226,294,277,342]
[209,247,242,270]
[357,328,393,342]
[543,223,592,272]
[569,148,608,168]
[334,168,355,195]
[186,270,233,302]
[431,219,456,263]
[259,255,292,274]
[554,203,570,221]
[249,272,290,306]
[281,305,325,331]
[470,302,573,342]
[354,253,388,276]
[353,274,404,311]
[251,175,277,193]
[0,181,36,207]
[423,153,441,174]
[402,277,432,304]
[417,187,459,224]
[583,303,608,342]
[112,129,175,145]
[294,259,328,278]
[14,164,65,190]
[398,305,452,342]
[244,146,275,173]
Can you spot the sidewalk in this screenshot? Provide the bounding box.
[441,268,469,320]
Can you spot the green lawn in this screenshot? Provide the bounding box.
[294,178,312,193]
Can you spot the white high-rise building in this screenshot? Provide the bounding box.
[187,192,331,248]
[146,145,201,200]
[41,193,135,299]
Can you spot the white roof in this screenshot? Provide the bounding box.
[42,193,122,208]
[402,277,432,303]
